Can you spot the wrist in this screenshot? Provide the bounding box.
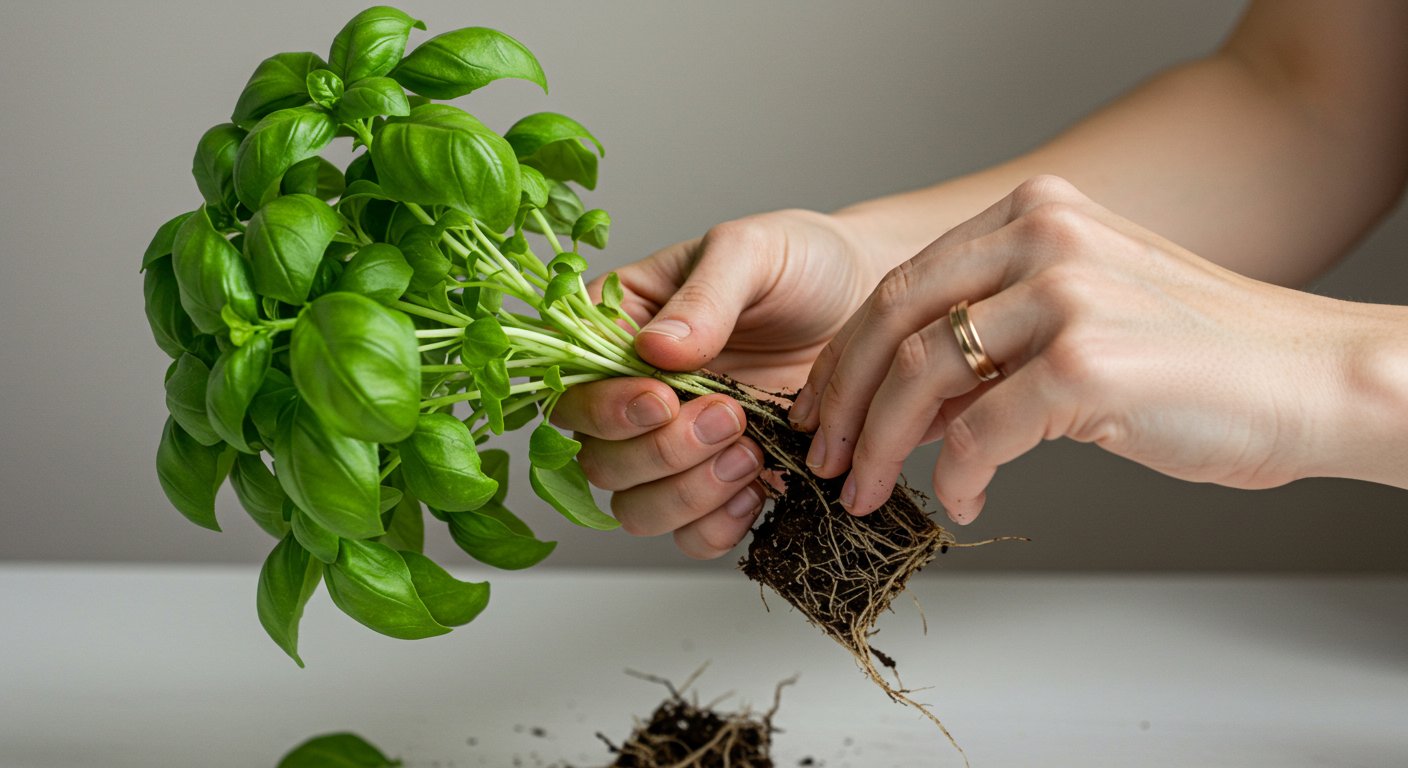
[1314,300,1408,488]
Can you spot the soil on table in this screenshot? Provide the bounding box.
[598,670,788,768]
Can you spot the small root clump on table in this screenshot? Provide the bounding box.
[598,668,792,768]
[693,374,1018,765]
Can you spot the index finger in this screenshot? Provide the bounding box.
[551,378,680,440]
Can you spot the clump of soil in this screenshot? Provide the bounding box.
[598,668,791,768]
[693,374,1020,764]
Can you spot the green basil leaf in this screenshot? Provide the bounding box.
[275,401,383,540]
[601,271,625,311]
[276,732,400,768]
[370,104,520,232]
[399,550,489,627]
[245,194,346,305]
[231,51,327,126]
[481,395,504,436]
[529,460,619,530]
[334,243,413,304]
[328,6,424,83]
[337,76,411,122]
[397,413,497,512]
[249,368,296,449]
[503,398,538,433]
[571,209,611,249]
[377,485,403,514]
[548,251,588,275]
[523,180,583,236]
[165,353,222,446]
[282,156,346,201]
[528,422,580,471]
[476,357,510,400]
[446,503,556,570]
[392,26,546,100]
[396,225,450,292]
[344,152,378,185]
[141,211,197,272]
[518,165,549,209]
[233,106,337,210]
[156,416,227,532]
[257,533,323,667]
[229,452,291,538]
[542,272,577,308]
[325,539,448,639]
[504,112,604,190]
[207,332,272,452]
[290,292,421,443]
[379,487,424,553]
[192,123,246,210]
[143,258,197,358]
[544,365,564,393]
[306,69,344,109]
[479,449,510,505]
[171,208,258,334]
[290,500,341,565]
[461,317,509,367]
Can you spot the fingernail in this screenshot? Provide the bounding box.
[626,392,672,428]
[694,402,741,445]
[724,485,762,519]
[840,474,856,510]
[805,427,827,470]
[789,387,813,426]
[639,318,692,341]
[714,443,760,483]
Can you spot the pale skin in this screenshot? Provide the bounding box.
[552,0,1408,559]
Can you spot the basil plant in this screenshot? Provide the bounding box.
[142,6,723,665]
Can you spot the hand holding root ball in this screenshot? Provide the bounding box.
[563,0,1408,558]
[553,208,890,559]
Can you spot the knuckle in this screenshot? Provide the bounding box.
[871,260,916,318]
[649,423,698,474]
[673,475,716,517]
[892,332,932,381]
[1010,174,1080,212]
[1041,333,1106,392]
[702,218,772,257]
[1019,202,1090,248]
[942,415,983,464]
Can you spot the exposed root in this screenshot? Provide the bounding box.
[681,372,1025,767]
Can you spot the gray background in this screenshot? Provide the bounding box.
[2,0,1404,571]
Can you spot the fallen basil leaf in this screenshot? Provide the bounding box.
[276,732,401,768]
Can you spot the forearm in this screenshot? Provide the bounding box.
[836,0,1408,286]
[1316,300,1408,489]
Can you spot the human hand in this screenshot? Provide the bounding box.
[791,175,1371,524]
[552,209,885,558]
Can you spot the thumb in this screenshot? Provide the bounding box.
[634,226,771,372]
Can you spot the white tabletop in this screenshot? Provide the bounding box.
[2,565,1405,767]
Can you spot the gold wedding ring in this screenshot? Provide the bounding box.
[949,300,1002,382]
